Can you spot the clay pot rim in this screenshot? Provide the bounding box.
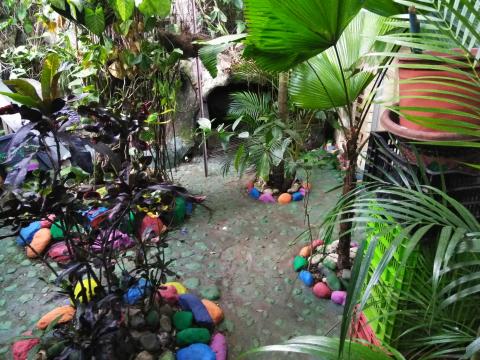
[380,108,479,142]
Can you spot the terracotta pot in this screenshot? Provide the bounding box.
[398,50,480,132]
[381,109,480,174]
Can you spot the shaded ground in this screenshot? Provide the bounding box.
[0,156,343,359]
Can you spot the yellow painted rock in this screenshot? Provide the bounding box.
[36,306,75,329]
[73,279,98,303]
[201,299,224,325]
[163,282,187,294]
[26,228,52,258]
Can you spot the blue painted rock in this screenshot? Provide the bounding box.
[186,202,193,216]
[331,291,347,305]
[249,188,261,199]
[179,294,213,327]
[292,192,304,201]
[210,332,227,360]
[176,344,216,360]
[176,328,211,346]
[123,278,150,305]
[16,221,41,246]
[299,270,314,287]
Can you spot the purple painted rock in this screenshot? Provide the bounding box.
[92,230,134,252]
[210,332,227,360]
[259,193,275,203]
[179,294,214,327]
[331,291,347,305]
[312,282,332,299]
[299,188,306,196]
[157,285,179,305]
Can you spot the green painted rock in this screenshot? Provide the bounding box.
[200,286,221,300]
[293,256,308,272]
[176,328,211,347]
[323,259,337,271]
[173,311,193,331]
[326,273,342,291]
[145,309,159,329]
[159,350,175,360]
[173,197,186,225]
[50,222,64,239]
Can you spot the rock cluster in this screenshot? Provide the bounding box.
[247,179,311,205]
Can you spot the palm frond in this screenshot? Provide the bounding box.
[227,91,272,123]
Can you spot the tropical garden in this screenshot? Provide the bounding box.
[0,0,479,359]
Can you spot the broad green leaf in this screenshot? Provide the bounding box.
[49,0,66,10]
[137,0,171,18]
[113,0,134,22]
[364,0,406,17]
[85,6,105,35]
[198,34,246,77]
[3,79,41,102]
[0,91,41,108]
[40,53,60,102]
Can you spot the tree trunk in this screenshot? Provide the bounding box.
[278,72,289,122]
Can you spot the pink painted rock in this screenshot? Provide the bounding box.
[40,214,56,228]
[331,291,347,305]
[210,332,227,360]
[299,188,306,196]
[312,239,324,248]
[157,285,179,305]
[313,282,332,299]
[47,241,71,263]
[12,331,39,360]
[259,193,276,203]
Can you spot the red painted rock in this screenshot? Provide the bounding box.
[27,228,52,258]
[157,285,179,305]
[201,299,224,325]
[278,193,292,205]
[313,282,332,299]
[246,181,254,192]
[40,214,56,228]
[139,215,167,240]
[47,241,71,263]
[36,306,75,330]
[12,331,40,360]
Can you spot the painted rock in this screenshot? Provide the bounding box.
[186,202,193,216]
[323,259,337,271]
[40,214,56,228]
[299,245,313,258]
[50,222,64,240]
[74,278,98,303]
[293,256,308,272]
[210,332,227,360]
[163,282,187,294]
[201,300,224,325]
[157,285,178,305]
[37,306,75,329]
[312,282,332,299]
[249,188,261,199]
[176,328,211,347]
[47,241,71,263]
[12,331,39,360]
[302,182,312,191]
[173,197,187,225]
[259,193,275,203]
[179,294,213,327]
[292,192,304,201]
[173,311,193,331]
[176,344,216,360]
[278,193,292,204]
[326,273,342,291]
[246,181,254,192]
[299,270,314,287]
[331,291,347,305]
[83,207,108,228]
[124,278,150,305]
[16,221,41,246]
[26,228,52,258]
[92,230,135,252]
[312,239,324,248]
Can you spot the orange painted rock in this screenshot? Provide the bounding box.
[201,299,224,325]
[299,245,313,257]
[27,228,52,258]
[278,193,292,205]
[139,215,167,240]
[36,305,75,330]
[12,331,39,360]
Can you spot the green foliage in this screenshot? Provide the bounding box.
[112,0,134,22]
[137,0,171,18]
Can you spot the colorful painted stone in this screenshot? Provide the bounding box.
[299,270,314,287]
[83,207,108,226]
[210,332,227,360]
[259,193,275,203]
[178,294,213,327]
[299,188,306,196]
[246,181,254,192]
[163,282,187,294]
[186,202,193,216]
[16,221,41,246]
[331,291,347,305]
[312,239,324,248]
[50,222,64,240]
[173,197,187,225]
[201,300,224,325]
[74,278,98,303]
[249,188,261,199]
[176,344,216,360]
[323,259,337,271]
[124,278,150,305]
[312,282,332,299]
[173,311,193,331]
[299,245,312,258]
[12,331,39,360]
[37,306,75,329]
[40,214,56,228]
[92,230,135,252]
[47,241,71,263]
[278,193,292,204]
[176,328,211,346]
[326,273,342,291]
[157,285,179,305]
[302,182,312,191]
[139,214,167,240]
[292,192,304,201]
[26,228,52,258]
[293,256,308,272]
